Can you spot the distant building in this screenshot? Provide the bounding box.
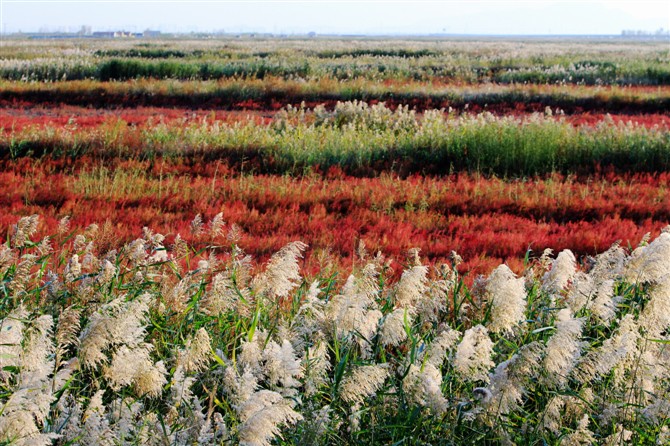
[92,31,115,38]
[143,29,161,38]
[113,31,135,38]
[91,30,135,38]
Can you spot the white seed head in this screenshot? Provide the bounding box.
[454,325,495,383]
[486,264,527,334]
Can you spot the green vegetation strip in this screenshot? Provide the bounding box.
[3,102,669,177]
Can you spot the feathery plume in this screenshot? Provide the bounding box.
[223,366,258,406]
[304,341,330,397]
[57,216,70,234]
[163,276,194,314]
[81,241,98,271]
[72,234,87,253]
[486,264,527,334]
[0,396,60,446]
[589,279,617,323]
[12,215,39,248]
[357,239,368,261]
[560,415,596,446]
[252,241,307,300]
[625,232,670,284]
[78,390,114,446]
[574,314,639,385]
[542,249,576,293]
[172,233,189,259]
[237,390,303,446]
[126,238,148,267]
[589,241,626,281]
[20,315,54,387]
[355,262,381,302]
[96,260,116,286]
[35,236,52,258]
[395,265,429,310]
[10,254,37,297]
[0,245,16,277]
[64,254,82,284]
[379,308,410,347]
[484,342,543,417]
[104,344,167,397]
[402,363,448,414]
[642,396,670,425]
[209,212,225,238]
[543,309,584,387]
[325,280,381,357]
[454,325,495,383]
[190,214,204,237]
[355,309,382,359]
[603,425,633,446]
[262,339,303,393]
[424,326,461,368]
[0,315,59,446]
[55,395,83,445]
[78,294,150,368]
[340,364,389,405]
[542,396,565,434]
[658,425,670,445]
[203,271,249,316]
[228,223,243,244]
[565,272,595,314]
[638,275,670,337]
[108,397,144,440]
[416,275,449,322]
[538,248,554,270]
[239,335,264,376]
[293,280,326,341]
[178,328,211,373]
[45,270,62,299]
[171,366,195,406]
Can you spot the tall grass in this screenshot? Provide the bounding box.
[2,77,668,112]
[0,215,668,444]
[1,37,669,84]
[3,102,669,176]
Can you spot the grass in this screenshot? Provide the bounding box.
[0,216,668,444]
[1,37,669,444]
[2,103,669,177]
[1,37,669,85]
[2,78,670,113]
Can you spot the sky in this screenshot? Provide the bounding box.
[1,0,669,35]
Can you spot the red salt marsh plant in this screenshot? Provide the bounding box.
[0,106,274,131]
[0,162,667,278]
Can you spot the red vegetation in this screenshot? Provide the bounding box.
[2,104,668,134]
[2,82,668,280]
[0,106,274,131]
[1,158,667,279]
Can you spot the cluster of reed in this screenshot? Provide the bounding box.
[3,101,669,177]
[1,38,668,84]
[0,214,668,444]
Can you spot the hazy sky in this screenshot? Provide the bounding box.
[1,0,669,35]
